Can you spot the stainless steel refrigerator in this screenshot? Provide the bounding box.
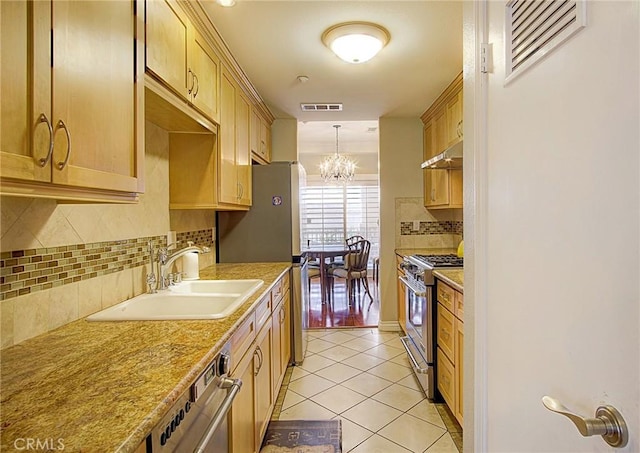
[217,161,309,364]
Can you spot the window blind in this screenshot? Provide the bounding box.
[301,178,380,266]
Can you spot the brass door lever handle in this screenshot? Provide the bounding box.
[542,396,628,448]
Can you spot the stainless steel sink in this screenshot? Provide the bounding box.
[86,279,264,321]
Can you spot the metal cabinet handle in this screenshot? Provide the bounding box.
[192,73,199,98]
[194,378,242,453]
[542,396,628,448]
[54,120,71,170]
[253,346,263,376]
[279,306,285,324]
[36,114,55,167]
[187,68,194,94]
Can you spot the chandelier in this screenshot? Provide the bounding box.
[319,125,356,184]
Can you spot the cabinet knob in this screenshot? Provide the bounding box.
[542,396,628,448]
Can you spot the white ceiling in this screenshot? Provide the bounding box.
[201,0,463,153]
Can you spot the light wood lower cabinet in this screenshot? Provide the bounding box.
[396,254,407,334]
[436,279,464,426]
[230,273,290,453]
[1,0,144,202]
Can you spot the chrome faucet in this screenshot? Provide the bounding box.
[157,243,210,290]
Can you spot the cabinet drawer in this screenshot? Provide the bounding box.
[255,294,272,333]
[437,303,455,361]
[455,291,464,320]
[271,272,289,303]
[231,312,256,368]
[437,282,455,312]
[437,347,455,410]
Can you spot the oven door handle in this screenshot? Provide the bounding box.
[399,276,427,297]
[194,377,243,453]
[400,336,430,374]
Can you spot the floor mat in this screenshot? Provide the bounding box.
[260,419,342,453]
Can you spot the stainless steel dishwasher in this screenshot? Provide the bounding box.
[148,342,242,452]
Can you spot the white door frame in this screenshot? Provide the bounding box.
[462,1,488,451]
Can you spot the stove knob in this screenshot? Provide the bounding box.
[184,401,191,413]
[174,414,181,427]
[217,352,230,376]
[165,425,171,440]
[179,409,185,420]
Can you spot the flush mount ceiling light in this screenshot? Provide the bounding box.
[319,125,356,184]
[216,0,236,7]
[322,21,390,64]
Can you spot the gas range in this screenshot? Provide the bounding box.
[402,254,463,286]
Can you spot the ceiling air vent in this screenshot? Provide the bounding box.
[300,103,343,112]
[505,0,586,84]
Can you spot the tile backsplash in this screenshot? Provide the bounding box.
[395,197,463,249]
[0,122,217,349]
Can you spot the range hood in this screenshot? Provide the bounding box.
[421,141,463,170]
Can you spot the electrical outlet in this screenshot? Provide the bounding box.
[212,227,216,243]
[167,231,177,250]
[413,220,420,231]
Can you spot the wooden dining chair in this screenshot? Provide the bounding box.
[328,239,373,307]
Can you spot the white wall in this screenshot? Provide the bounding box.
[378,117,424,328]
[271,119,297,162]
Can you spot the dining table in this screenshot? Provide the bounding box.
[304,245,349,303]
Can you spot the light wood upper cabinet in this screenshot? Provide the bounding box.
[218,65,251,208]
[145,0,188,98]
[146,0,220,123]
[236,90,252,206]
[1,0,144,202]
[421,71,463,210]
[188,29,220,123]
[446,90,463,148]
[251,107,271,164]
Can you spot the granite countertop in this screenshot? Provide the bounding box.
[433,269,464,293]
[0,262,290,453]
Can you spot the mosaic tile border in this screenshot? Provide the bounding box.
[400,221,463,236]
[0,229,214,302]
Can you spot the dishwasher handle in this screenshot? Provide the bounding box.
[194,378,242,453]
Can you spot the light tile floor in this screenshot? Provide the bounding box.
[272,328,462,453]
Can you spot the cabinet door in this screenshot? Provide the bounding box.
[423,121,435,161]
[146,0,188,98]
[397,268,407,334]
[250,108,261,157]
[230,346,257,453]
[260,118,271,162]
[424,169,450,207]
[434,109,447,154]
[455,318,464,425]
[271,300,283,396]
[446,91,463,147]
[437,303,455,361]
[189,29,220,123]
[0,0,51,183]
[254,323,273,447]
[236,90,252,206]
[219,67,237,204]
[437,347,455,410]
[51,0,139,193]
[281,291,291,373]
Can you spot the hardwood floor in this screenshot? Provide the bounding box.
[308,275,380,328]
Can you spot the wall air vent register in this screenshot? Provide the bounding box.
[505,0,586,84]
